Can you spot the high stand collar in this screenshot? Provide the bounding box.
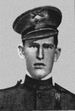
[23,75,54,90]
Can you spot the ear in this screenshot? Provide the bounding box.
[54,48,61,62]
[18,45,25,59]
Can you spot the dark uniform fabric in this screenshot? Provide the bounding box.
[0,75,75,111]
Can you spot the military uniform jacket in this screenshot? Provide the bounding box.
[0,75,75,111]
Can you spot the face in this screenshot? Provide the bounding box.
[20,37,60,80]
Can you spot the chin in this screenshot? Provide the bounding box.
[32,69,47,80]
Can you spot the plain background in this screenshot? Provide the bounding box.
[0,0,75,93]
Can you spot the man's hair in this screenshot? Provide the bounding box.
[54,35,58,47]
[22,35,58,48]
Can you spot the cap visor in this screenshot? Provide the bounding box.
[22,28,58,40]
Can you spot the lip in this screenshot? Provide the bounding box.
[34,63,46,69]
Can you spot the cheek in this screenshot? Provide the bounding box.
[24,47,35,57]
[24,47,36,65]
[45,50,55,65]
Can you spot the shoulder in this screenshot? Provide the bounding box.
[0,79,22,92]
[0,80,23,102]
[54,83,75,104]
[54,83,75,109]
[55,83,75,96]
[0,80,26,110]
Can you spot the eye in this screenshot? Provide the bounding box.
[29,43,39,48]
[49,44,55,49]
[43,44,55,49]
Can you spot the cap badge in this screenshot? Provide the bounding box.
[31,11,48,24]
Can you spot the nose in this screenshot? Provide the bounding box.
[36,46,44,60]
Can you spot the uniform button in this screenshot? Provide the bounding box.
[37,92,42,99]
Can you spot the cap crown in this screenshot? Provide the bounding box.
[13,6,62,35]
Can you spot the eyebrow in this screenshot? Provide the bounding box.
[43,43,55,48]
[43,43,54,45]
[30,42,54,46]
[30,42,39,45]
[32,42,54,45]
[29,42,39,47]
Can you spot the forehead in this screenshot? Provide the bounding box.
[25,36,54,45]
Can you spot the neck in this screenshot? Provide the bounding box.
[41,74,52,80]
[26,72,52,80]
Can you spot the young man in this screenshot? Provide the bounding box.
[0,6,75,110]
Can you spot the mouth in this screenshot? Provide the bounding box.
[34,63,46,69]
